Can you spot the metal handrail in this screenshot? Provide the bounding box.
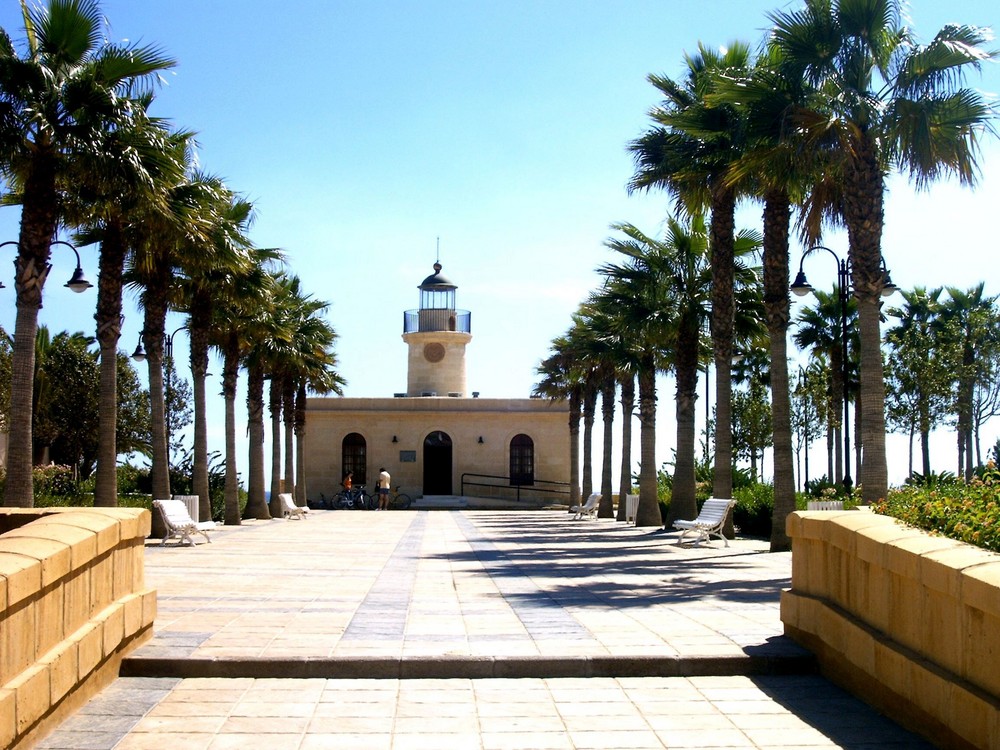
[403,309,471,334]
[460,473,571,503]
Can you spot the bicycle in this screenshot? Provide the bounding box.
[386,485,412,510]
[335,485,372,510]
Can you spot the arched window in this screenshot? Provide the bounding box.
[342,433,367,485]
[509,434,534,486]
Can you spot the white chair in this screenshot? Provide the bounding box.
[153,498,214,546]
[279,492,308,520]
[672,498,736,547]
[625,494,639,523]
[570,492,600,520]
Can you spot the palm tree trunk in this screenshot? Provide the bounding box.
[635,356,661,527]
[616,372,635,521]
[244,362,270,519]
[5,161,59,508]
[762,192,796,551]
[221,334,241,525]
[283,380,295,497]
[581,383,596,500]
[668,318,700,525]
[710,184,736,500]
[830,348,845,485]
[568,389,581,511]
[599,377,615,518]
[94,224,127,507]
[959,346,975,479]
[189,290,212,522]
[918,398,931,477]
[268,376,283,517]
[846,139,889,502]
[6,287,44,507]
[826,416,835,483]
[141,281,170,505]
[295,383,308,503]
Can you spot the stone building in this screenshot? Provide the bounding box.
[303,262,569,505]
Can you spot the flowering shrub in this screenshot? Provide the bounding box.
[872,462,1000,553]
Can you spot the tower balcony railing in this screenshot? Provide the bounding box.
[404,309,471,334]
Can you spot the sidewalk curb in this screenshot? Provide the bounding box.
[120,652,818,680]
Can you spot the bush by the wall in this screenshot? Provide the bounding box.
[872,462,1000,552]
[733,483,774,537]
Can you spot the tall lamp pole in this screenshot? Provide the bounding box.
[132,325,186,474]
[798,366,810,493]
[791,246,896,496]
[0,240,93,292]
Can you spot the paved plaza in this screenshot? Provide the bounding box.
[34,510,933,749]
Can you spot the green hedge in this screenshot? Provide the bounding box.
[1,463,243,521]
[872,464,1000,553]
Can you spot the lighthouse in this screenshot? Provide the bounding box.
[402,262,472,397]
[304,257,570,503]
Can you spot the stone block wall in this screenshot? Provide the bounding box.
[0,507,156,750]
[781,509,1000,750]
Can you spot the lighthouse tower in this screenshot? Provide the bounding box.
[402,262,472,397]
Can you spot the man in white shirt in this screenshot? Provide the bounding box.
[378,467,391,510]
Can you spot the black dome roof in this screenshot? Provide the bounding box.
[419,262,456,289]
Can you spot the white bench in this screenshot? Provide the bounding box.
[279,492,308,519]
[153,498,215,546]
[570,492,600,520]
[807,500,845,511]
[672,498,736,547]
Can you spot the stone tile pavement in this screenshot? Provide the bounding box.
[32,510,934,749]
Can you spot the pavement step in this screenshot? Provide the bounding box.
[120,652,818,680]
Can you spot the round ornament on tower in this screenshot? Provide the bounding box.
[423,342,446,363]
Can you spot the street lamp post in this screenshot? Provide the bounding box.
[791,246,897,496]
[132,325,186,475]
[797,366,811,493]
[0,240,93,293]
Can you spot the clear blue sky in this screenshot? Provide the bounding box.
[1,0,998,489]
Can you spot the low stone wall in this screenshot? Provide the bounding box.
[0,507,156,750]
[781,508,1000,750]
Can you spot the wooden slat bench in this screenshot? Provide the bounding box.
[570,492,600,520]
[153,498,215,546]
[672,498,736,547]
[279,492,309,519]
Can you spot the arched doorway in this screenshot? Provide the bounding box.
[342,433,367,485]
[509,434,535,486]
[423,430,453,495]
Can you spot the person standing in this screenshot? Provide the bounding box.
[378,467,391,510]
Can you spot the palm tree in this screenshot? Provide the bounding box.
[209,255,279,524]
[0,0,174,506]
[71,104,182,507]
[288,297,343,504]
[629,41,754,503]
[534,345,583,510]
[564,308,618,518]
[884,287,953,477]
[128,165,222,514]
[940,283,999,479]
[616,369,636,521]
[268,371,285,514]
[177,192,265,521]
[601,218,762,526]
[553,318,601,505]
[793,290,859,487]
[262,273,341,514]
[709,44,827,550]
[597,222,686,526]
[768,0,997,501]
